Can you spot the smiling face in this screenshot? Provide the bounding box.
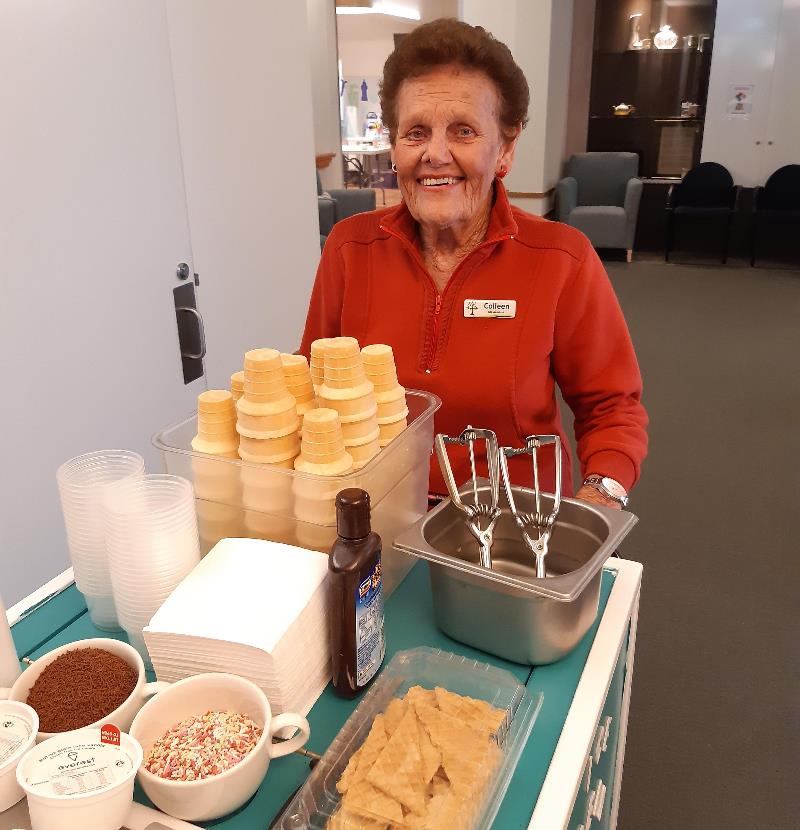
[392,65,518,236]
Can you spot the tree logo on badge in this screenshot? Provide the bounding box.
[466,301,478,317]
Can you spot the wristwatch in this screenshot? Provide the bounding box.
[582,475,629,507]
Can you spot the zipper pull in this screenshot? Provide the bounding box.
[434,294,442,315]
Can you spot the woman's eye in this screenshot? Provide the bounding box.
[405,129,425,141]
[457,126,475,138]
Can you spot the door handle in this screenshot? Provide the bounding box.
[176,306,207,360]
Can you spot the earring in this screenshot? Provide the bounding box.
[391,162,398,173]
[497,165,508,179]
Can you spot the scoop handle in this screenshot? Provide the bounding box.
[268,712,311,758]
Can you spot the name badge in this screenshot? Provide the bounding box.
[464,299,517,319]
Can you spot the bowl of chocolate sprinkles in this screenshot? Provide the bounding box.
[5,638,170,741]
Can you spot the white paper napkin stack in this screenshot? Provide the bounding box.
[143,537,331,716]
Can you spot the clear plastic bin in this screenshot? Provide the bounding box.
[277,647,543,830]
[152,390,440,595]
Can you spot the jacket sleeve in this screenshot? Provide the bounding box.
[551,245,649,491]
[298,232,347,357]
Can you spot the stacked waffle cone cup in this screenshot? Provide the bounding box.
[192,390,239,457]
[316,337,380,470]
[236,348,300,465]
[362,344,408,447]
[230,370,245,401]
[309,338,331,395]
[281,353,317,430]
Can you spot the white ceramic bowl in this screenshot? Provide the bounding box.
[0,638,168,741]
[16,727,142,830]
[130,672,310,821]
[0,700,39,811]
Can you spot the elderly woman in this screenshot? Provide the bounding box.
[301,19,648,508]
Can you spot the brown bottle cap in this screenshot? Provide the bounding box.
[335,488,371,539]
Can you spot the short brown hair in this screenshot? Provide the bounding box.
[379,18,530,142]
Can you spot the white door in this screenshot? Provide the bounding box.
[701,0,784,186]
[759,0,800,180]
[0,1,203,604]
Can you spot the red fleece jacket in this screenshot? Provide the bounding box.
[299,182,648,496]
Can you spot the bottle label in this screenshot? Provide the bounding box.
[355,557,385,687]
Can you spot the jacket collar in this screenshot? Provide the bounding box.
[379,179,519,247]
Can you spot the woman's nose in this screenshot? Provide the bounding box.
[423,130,452,166]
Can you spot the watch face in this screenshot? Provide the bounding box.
[601,477,627,499]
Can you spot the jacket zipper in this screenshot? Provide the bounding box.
[426,293,443,373]
[379,222,514,373]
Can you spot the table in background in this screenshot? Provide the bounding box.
[341,143,392,195]
[5,559,642,830]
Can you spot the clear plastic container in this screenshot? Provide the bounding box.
[152,390,441,595]
[277,647,542,830]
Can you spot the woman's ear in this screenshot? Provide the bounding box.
[496,124,521,177]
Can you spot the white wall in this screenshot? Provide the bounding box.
[307,0,344,189]
[461,0,574,215]
[701,0,799,186]
[165,0,321,387]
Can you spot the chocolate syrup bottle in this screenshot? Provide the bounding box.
[329,488,385,698]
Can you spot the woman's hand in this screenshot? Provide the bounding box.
[574,484,623,510]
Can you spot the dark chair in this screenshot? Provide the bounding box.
[317,170,376,249]
[665,162,740,264]
[751,164,800,266]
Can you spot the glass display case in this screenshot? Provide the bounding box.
[587,0,716,179]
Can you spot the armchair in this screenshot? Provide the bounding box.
[556,152,642,262]
[317,171,376,249]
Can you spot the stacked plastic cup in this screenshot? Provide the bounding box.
[57,450,146,630]
[281,353,317,430]
[362,344,409,447]
[230,371,245,402]
[294,408,353,550]
[105,474,200,663]
[317,337,380,470]
[309,338,332,395]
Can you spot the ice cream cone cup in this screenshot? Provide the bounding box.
[191,435,240,457]
[294,452,354,476]
[198,389,236,414]
[325,336,360,360]
[237,393,296,417]
[340,417,380,445]
[376,399,409,422]
[230,371,245,400]
[244,347,283,372]
[361,343,395,364]
[239,432,300,464]
[348,437,381,468]
[281,353,310,374]
[378,416,408,444]
[374,384,406,404]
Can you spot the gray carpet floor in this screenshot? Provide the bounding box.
[596,258,799,830]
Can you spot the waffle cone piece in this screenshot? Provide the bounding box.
[366,708,426,816]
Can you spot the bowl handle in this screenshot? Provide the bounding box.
[267,713,311,758]
[143,681,171,698]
